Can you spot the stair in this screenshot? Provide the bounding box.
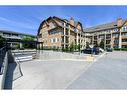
[15,55,33,62]
[12,50,37,63]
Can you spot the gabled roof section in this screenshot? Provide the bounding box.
[37,16,61,35]
[75,21,84,32]
[121,19,127,27]
[53,16,83,29]
[37,16,84,35]
[84,20,126,33]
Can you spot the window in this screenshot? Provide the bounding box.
[122,26,127,32]
[50,39,53,43]
[106,30,111,33]
[55,38,57,42]
[39,34,42,38]
[114,39,119,44]
[62,22,64,26]
[57,38,59,42]
[66,24,69,28]
[114,28,118,32]
[122,39,127,42]
[53,38,55,43]
[122,33,127,36]
[113,34,118,38]
[74,29,78,32]
[49,30,60,35]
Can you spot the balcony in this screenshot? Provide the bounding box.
[122,35,127,39]
[121,30,127,32]
[2,35,21,40]
[106,38,111,40]
[48,25,57,31]
[122,42,127,45]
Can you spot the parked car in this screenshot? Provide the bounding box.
[81,48,92,54]
[106,48,113,52]
[81,47,100,55]
[93,47,100,55]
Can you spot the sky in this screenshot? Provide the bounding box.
[0,6,127,35]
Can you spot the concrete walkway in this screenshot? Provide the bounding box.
[5,60,92,89]
[67,51,127,89]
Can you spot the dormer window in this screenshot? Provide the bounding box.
[114,28,118,32]
[74,29,78,32]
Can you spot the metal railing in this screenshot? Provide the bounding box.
[0,46,7,75]
[12,51,23,81]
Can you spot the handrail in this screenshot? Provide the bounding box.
[12,51,23,81]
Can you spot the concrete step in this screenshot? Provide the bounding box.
[15,55,33,62]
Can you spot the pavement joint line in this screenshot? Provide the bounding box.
[64,61,95,89]
[64,53,106,89]
[34,59,89,62]
[93,52,107,62]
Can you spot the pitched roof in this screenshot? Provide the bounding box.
[37,16,83,35]
[83,20,126,33]
[0,30,36,37]
[53,16,84,32]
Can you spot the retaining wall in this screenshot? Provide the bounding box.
[0,52,8,89]
[38,50,87,61]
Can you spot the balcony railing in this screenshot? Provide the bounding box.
[122,42,127,45]
[122,35,127,38]
[2,35,22,39]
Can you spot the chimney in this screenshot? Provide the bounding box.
[117,18,123,27]
[70,17,75,26]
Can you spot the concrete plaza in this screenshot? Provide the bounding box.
[4,51,127,89]
[68,51,127,89]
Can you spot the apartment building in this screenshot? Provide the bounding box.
[37,16,86,50]
[0,30,37,48]
[84,18,127,49]
[37,16,127,50]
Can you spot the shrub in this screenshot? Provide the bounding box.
[121,48,127,51]
[114,48,120,51]
[99,40,104,49]
[69,42,74,52]
[114,48,127,51]
[22,37,35,49]
[0,35,5,48]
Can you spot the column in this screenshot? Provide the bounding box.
[97,34,99,45]
[19,42,23,49]
[40,43,42,49]
[92,34,94,45]
[37,43,40,50]
[104,32,106,50]
[119,31,122,48]
[63,23,66,49]
[84,33,86,49]
[10,43,13,48]
[76,33,78,45]
[68,25,70,47]
[80,32,81,44]
[111,31,113,48]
